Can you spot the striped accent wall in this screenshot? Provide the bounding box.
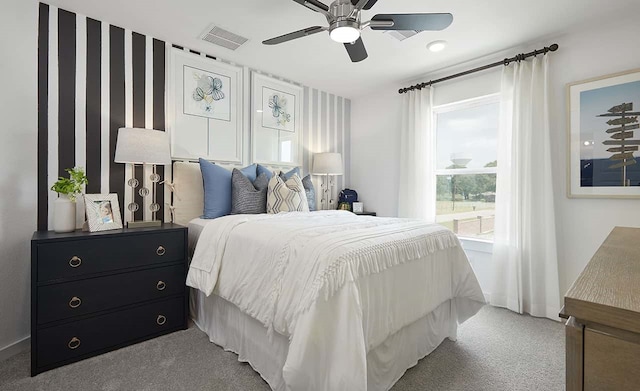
[37,3,168,230]
[37,3,351,230]
[301,87,351,207]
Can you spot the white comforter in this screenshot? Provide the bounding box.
[187,211,485,391]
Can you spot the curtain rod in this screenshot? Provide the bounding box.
[398,43,559,94]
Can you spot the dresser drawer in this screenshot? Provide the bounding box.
[583,329,640,391]
[37,264,185,324]
[36,296,184,368]
[36,231,185,282]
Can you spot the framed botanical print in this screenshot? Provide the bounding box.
[567,68,640,198]
[169,48,243,163]
[84,194,123,232]
[183,65,231,121]
[261,86,296,132]
[251,72,302,166]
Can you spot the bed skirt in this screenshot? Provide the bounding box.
[190,289,459,391]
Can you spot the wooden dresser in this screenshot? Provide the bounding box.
[563,226,640,391]
[31,224,188,376]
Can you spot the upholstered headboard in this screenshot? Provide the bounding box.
[171,161,204,226]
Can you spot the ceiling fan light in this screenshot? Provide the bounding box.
[427,40,447,52]
[330,26,361,43]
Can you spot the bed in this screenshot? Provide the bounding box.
[172,162,485,391]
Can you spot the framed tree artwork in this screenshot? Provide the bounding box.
[567,68,640,198]
[251,72,302,167]
[168,48,243,163]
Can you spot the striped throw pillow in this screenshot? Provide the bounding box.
[266,174,310,214]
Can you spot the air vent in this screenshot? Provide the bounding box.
[384,30,422,42]
[200,25,248,51]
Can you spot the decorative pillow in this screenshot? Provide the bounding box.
[282,167,301,180]
[199,158,258,219]
[231,169,268,214]
[257,164,274,181]
[277,171,290,181]
[199,158,231,219]
[267,174,310,214]
[278,172,316,212]
[302,175,317,212]
[240,164,258,182]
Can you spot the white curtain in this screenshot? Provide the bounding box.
[398,88,435,221]
[490,55,560,320]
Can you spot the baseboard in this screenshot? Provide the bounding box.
[0,336,30,362]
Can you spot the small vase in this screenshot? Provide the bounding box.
[53,194,77,233]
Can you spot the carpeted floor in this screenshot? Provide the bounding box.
[0,306,564,391]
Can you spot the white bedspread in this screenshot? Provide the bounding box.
[187,210,485,390]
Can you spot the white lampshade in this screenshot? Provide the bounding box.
[313,152,343,175]
[114,128,171,165]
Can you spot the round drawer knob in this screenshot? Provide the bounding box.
[69,296,82,309]
[156,281,166,291]
[156,246,166,256]
[68,337,81,350]
[69,256,82,268]
[156,315,167,325]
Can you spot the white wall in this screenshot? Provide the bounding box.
[548,17,640,297]
[0,0,38,355]
[351,15,640,299]
[350,88,402,218]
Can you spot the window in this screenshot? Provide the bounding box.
[432,94,499,241]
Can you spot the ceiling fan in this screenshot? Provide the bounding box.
[262,0,453,62]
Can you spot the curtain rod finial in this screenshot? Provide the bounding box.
[549,43,559,52]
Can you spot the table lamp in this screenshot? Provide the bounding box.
[115,128,171,228]
[312,152,343,210]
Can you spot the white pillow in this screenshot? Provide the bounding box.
[266,174,310,214]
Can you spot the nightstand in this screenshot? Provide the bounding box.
[30,224,188,376]
[354,211,377,216]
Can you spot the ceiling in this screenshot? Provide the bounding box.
[48,0,640,99]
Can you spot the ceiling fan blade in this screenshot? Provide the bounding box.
[362,0,378,10]
[263,26,327,45]
[292,0,329,12]
[344,37,368,62]
[370,13,453,31]
[351,0,378,10]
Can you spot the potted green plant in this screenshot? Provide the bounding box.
[50,167,88,233]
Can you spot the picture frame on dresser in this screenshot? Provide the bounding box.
[83,194,123,232]
[251,72,303,167]
[168,47,243,163]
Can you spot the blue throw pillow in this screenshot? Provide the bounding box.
[257,165,299,180]
[199,159,257,219]
[241,164,257,182]
[302,175,317,212]
[199,159,231,219]
[282,167,301,180]
[256,164,273,180]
